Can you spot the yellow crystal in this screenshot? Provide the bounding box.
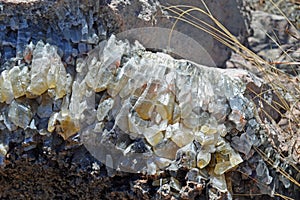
[9,66,30,98]
[214,161,232,175]
[135,100,154,120]
[28,57,50,95]
[145,131,164,146]
[48,112,80,140]
[170,125,194,147]
[197,150,211,169]
[0,70,14,103]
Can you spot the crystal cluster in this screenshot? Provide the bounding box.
[0,0,106,65]
[0,34,288,196]
[43,35,262,192]
[0,41,71,105]
[0,1,296,198]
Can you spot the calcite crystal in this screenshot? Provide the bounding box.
[0,34,266,193]
[1,30,291,196]
[0,41,71,104]
[0,41,72,137]
[8,100,33,129]
[50,35,261,188]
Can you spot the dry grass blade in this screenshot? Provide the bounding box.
[161,1,300,199]
[162,4,298,124]
[233,170,295,200]
[269,0,299,30]
[254,146,300,188]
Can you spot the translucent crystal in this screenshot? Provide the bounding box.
[229,150,243,167]
[0,70,14,103]
[213,139,243,174]
[210,173,227,192]
[2,109,17,131]
[176,142,197,168]
[197,149,211,169]
[182,112,202,129]
[208,98,230,122]
[8,66,30,98]
[8,100,33,129]
[145,131,164,147]
[0,143,8,165]
[70,35,256,175]
[97,98,114,121]
[214,161,232,175]
[26,41,70,98]
[167,123,194,147]
[48,61,68,99]
[229,109,247,131]
[27,41,52,95]
[194,130,218,146]
[279,174,290,188]
[154,157,173,169]
[256,160,273,185]
[231,133,252,155]
[47,112,80,140]
[153,139,179,160]
[170,177,181,192]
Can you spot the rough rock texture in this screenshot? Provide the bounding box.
[0,0,115,66]
[248,10,299,75]
[246,0,300,29]
[110,0,250,67]
[0,0,299,199]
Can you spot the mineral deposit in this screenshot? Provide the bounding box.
[0,33,290,197]
[45,35,261,192]
[0,1,297,198]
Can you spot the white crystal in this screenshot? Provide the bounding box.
[8,100,33,129]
